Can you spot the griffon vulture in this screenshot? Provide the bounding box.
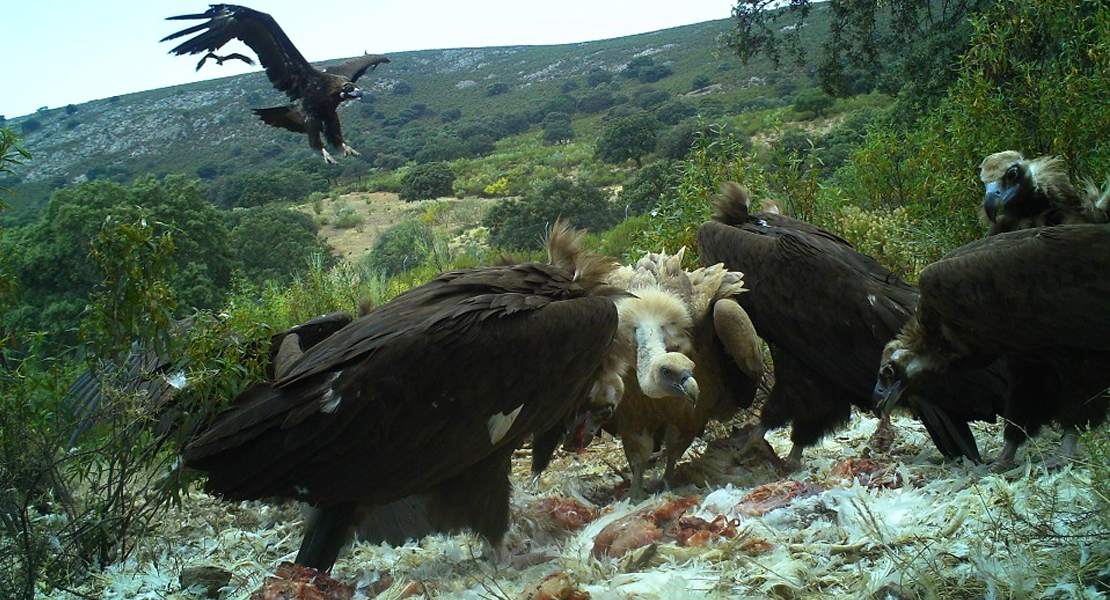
[978,150,1109,234]
[698,183,1007,465]
[162,5,389,163]
[183,224,632,572]
[875,224,1110,467]
[597,249,762,499]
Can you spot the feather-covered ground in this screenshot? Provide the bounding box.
[41,411,1110,600]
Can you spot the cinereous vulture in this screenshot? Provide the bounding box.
[699,183,1007,466]
[184,223,628,572]
[599,249,762,499]
[978,150,1109,234]
[875,224,1110,467]
[162,5,389,163]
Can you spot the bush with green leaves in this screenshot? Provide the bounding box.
[483,178,621,250]
[226,205,334,285]
[594,113,661,168]
[362,216,447,278]
[4,175,234,351]
[399,162,455,201]
[617,160,679,216]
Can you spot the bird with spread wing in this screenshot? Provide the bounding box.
[162,4,389,163]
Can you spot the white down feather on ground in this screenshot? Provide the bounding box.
[42,411,1110,600]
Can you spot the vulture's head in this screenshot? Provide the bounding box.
[873,321,949,413]
[978,151,1090,233]
[617,287,699,404]
[644,352,700,403]
[338,81,363,102]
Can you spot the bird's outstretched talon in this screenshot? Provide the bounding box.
[321,148,338,165]
[341,144,361,158]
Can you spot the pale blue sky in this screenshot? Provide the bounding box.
[1,0,736,119]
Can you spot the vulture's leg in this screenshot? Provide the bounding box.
[296,502,358,571]
[783,444,804,472]
[320,147,338,164]
[661,425,694,488]
[341,143,361,157]
[1040,429,1080,469]
[993,437,1020,471]
[621,431,654,500]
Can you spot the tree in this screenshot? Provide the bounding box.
[226,205,334,285]
[542,112,576,144]
[793,88,834,118]
[482,178,622,250]
[400,162,455,201]
[4,176,233,349]
[594,114,660,167]
[723,0,992,119]
[618,160,680,215]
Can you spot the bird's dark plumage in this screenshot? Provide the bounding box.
[698,183,1006,464]
[162,4,389,163]
[183,224,624,571]
[876,224,1110,465]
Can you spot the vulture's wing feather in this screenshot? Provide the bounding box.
[699,221,914,399]
[711,297,763,378]
[920,224,1110,353]
[162,4,318,100]
[184,265,619,505]
[325,54,391,82]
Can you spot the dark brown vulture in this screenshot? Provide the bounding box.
[183,224,629,572]
[978,150,1109,234]
[194,51,254,70]
[698,183,1007,466]
[598,249,762,498]
[875,224,1110,467]
[162,5,390,163]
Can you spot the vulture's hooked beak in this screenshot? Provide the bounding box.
[677,372,700,405]
[342,87,363,101]
[982,180,1016,222]
[564,403,613,451]
[872,376,904,414]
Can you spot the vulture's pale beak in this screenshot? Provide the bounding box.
[678,372,699,404]
[872,377,904,414]
[343,87,363,101]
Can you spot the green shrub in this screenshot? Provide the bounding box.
[483,178,621,250]
[399,162,455,201]
[331,202,364,229]
[362,218,442,278]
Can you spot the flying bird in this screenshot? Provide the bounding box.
[978,150,1109,234]
[698,183,1007,466]
[876,224,1110,467]
[194,51,254,70]
[599,249,763,498]
[162,4,390,163]
[183,223,628,572]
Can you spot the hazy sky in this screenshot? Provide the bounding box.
[1,0,736,119]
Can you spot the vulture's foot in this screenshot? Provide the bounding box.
[1038,430,1079,470]
[341,143,361,158]
[782,445,804,473]
[989,440,1020,473]
[321,148,339,164]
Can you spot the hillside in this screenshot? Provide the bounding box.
[0,15,824,224]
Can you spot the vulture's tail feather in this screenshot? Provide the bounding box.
[915,402,982,463]
[296,502,358,571]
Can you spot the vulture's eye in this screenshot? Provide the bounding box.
[1004,165,1021,184]
[660,366,674,379]
[879,364,895,381]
